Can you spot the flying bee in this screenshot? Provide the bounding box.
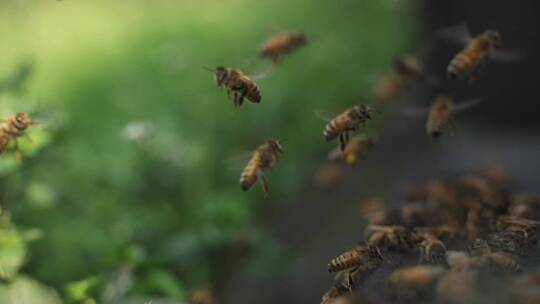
[328,134,376,165]
[240,140,283,194]
[211,66,261,109]
[438,25,525,82]
[0,112,43,160]
[327,244,384,291]
[386,265,446,301]
[323,105,373,152]
[365,225,419,252]
[418,236,448,265]
[375,54,438,101]
[425,95,481,138]
[447,30,501,81]
[259,32,307,63]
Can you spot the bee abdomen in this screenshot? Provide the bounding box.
[328,252,359,272]
[324,119,341,142]
[240,161,259,191]
[447,52,473,80]
[246,84,261,103]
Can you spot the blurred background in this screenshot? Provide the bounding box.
[0,0,538,303]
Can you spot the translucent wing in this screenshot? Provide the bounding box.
[435,23,471,46]
[451,99,482,114]
[490,49,527,63]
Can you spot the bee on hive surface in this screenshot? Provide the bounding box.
[365,225,419,252]
[327,244,384,291]
[240,140,284,194]
[259,32,307,63]
[323,105,374,152]
[418,236,448,265]
[210,66,261,109]
[0,112,43,160]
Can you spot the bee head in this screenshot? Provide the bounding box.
[292,33,307,46]
[267,139,284,153]
[354,104,373,120]
[485,30,502,48]
[214,66,228,84]
[14,112,30,127]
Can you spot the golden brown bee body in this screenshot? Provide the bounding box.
[487,251,521,274]
[419,236,448,265]
[426,95,453,138]
[365,225,419,252]
[447,30,501,80]
[213,66,261,108]
[386,265,446,301]
[328,245,384,292]
[259,32,307,63]
[240,140,283,194]
[0,112,40,159]
[328,134,376,164]
[327,245,383,273]
[324,105,373,151]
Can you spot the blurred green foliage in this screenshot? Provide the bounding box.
[0,0,414,302]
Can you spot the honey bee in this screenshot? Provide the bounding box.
[508,194,540,220]
[365,225,419,252]
[212,66,261,108]
[386,265,446,301]
[446,30,502,80]
[425,95,480,138]
[486,229,534,254]
[324,105,373,151]
[328,134,376,165]
[327,244,384,290]
[259,32,307,63]
[240,140,283,194]
[0,112,42,160]
[375,55,437,101]
[418,236,448,265]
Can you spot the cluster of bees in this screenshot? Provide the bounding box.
[209,24,523,196]
[322,166,540,304]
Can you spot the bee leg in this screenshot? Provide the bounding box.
[345,267,359,293]
[339,133,346,152]
[257,170,269,196]
[233,93,240,108]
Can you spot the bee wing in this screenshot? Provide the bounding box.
[402,105,430,118]
[248,63,274,80]
[435,23,472,46]
[224,151,253,172]
[451,99,482,114]
[489,49,527,63]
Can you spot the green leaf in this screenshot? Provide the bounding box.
[0,276,62,304]
[0,229,26,280]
